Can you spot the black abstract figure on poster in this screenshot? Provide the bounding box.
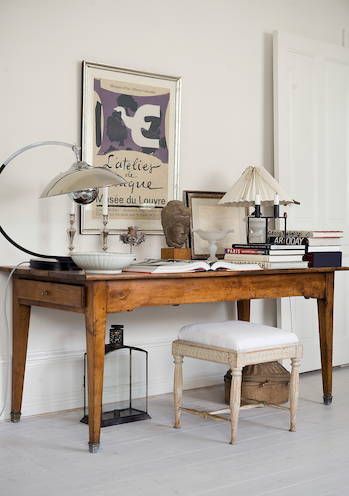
[94,79,169,163]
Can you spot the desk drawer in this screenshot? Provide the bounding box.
[16,280,85,310]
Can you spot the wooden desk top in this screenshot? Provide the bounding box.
[0,265,348,284]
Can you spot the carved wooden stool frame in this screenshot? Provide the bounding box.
[172,340,303,445]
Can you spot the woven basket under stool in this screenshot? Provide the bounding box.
[224,361,290,405]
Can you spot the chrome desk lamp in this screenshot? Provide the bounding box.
[0,140,125,270]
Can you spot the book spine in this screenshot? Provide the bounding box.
[225,254,303,263]
[225,247,269,255]
[303,252,342,268]
[232,243,272,250]
[223,258,263,265]
[268,230,314,237]
[268,236,308,246]
[225,255,269,262]
[307,246,341,252]
[268,230,343,238]
[261,262,309,269]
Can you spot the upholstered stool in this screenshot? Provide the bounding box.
[172,320,303,445]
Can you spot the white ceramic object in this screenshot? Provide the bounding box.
[194,229,234,262]
[71,252,136,273]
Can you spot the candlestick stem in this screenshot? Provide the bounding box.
[101,214,109,251]
[67,213,76,252]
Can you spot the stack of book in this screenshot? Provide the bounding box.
[224,244,308,269]
[268,230,343,268]
[224,230,343,269]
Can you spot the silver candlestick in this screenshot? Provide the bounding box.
[101,214,109,251]
[67,213,76,252]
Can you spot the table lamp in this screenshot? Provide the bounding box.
[0,140,126,270]
[219,166,299,244]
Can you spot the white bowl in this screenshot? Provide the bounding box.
[71,252,136,273]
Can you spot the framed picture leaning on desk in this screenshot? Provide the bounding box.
[80,61,182,235]
[183,190,246,259]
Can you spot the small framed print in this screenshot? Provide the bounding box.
[183,191,246,259]
[80,61,181,234]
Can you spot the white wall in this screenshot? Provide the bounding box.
[1,0,349,418]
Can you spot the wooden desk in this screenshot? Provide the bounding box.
[0,266,346,452]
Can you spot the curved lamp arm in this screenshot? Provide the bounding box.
[0,141,78,260]
[0,141,79,170]
[0,225,66,260]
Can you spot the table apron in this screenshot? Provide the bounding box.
[106,272,327,312]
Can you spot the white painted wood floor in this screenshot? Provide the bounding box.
[1,367,349,496]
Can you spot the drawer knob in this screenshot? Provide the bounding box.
[40,290,49,296]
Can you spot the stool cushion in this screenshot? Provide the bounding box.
[178,320,299,352]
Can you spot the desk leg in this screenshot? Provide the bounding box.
[317,273,334,405]
[237,300,251,322]
[11,279,31,422]
[85,282,107,453]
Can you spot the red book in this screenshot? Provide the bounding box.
[225,247,267,255]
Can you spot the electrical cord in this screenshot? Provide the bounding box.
[0,261,30,418]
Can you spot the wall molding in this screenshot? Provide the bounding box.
[0,337,225,419]
[17,372,223,417]
[0,338,175,365]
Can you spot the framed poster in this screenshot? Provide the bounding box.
[80,61,181,234]
[183,191,246,259]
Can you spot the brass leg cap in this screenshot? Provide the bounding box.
[88,442,100,454]
[10,412,21,423]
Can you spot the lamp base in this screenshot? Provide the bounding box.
[30,257,80,271]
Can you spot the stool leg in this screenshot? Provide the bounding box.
[230,367,242,445]
[173,355,184,428]
[289,358,301,432]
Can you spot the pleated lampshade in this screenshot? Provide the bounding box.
[219,166,299,206]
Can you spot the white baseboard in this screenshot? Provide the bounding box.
[0,339,225,419]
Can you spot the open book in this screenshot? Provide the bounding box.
[123,259,262,274]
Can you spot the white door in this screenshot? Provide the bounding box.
[274,31,349,372]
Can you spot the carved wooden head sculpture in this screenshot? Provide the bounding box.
[161,200,191,248]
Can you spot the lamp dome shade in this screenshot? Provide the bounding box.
[218,166,299,206]
[40,162,126,198]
